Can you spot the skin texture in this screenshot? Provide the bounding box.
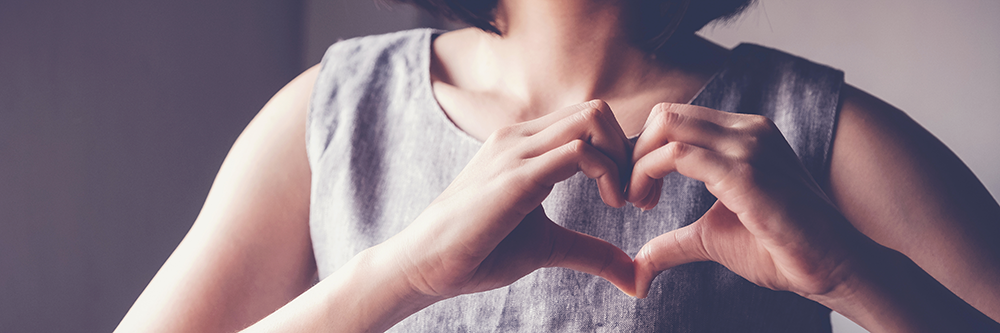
[626,101,1000,332]
[116,0,1000,331]
[389,100,638,299]
[116,67,318,332]
[829,86,1000,317]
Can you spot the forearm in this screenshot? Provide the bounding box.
[242,245,439,333]
[829,85,1000,327]
[810,238,1000,333]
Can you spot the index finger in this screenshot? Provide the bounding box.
[633,103,739,162]
[520,100,617,135]
[526,100,633,185]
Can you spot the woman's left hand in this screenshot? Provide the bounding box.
[627,103,864,299]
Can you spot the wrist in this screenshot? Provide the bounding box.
[347,244,443,329]
[803,237,997,333]
[805,254,894,332]
[308,244,442,332]
[240,244,442,333]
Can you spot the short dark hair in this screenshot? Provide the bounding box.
[394,0,755,50]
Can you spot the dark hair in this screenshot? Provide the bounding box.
[395,0,755,50]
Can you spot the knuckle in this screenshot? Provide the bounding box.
[652,102,677,115]
[587,99,611,111]
[688,223,710,259]
[631,155,651,174]
[674,226,705,262]
[637,243,661,272]
[577,106,602,124]
[563,139,589,156]
[649,109,683,133]
[742,114,777,136]
[597,246,617,276]
[746,113,770,125]
[731,115,779,159]
[664,141,691,159]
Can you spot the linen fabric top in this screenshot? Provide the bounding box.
[307,29,844,332]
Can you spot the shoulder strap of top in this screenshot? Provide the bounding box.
[306,29,434,172]
[692,43,845,184]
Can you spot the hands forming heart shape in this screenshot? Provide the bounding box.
[385,99,865,306]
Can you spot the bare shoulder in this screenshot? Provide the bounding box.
[829,84,999,240]
[828,83,1000,318]
[116,65,322,332]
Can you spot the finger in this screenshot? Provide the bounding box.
[633,103,734,162]
[527,100,629,159]
[527,139,625,207]
[639,102,741,134]
[482,101,610,149]
[525,100,632,185]
[542,217,637,297]
[636,178,662,211]
[633,222,710,298]
[519,99,612,135]
[627,142,734,207]
[628,176,659,211]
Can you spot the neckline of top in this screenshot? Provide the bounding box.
[418,28,743,145]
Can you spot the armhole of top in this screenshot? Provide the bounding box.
[304,42,345,172]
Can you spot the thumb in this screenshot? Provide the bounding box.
[633,221,710,298]
[540,217,637,297]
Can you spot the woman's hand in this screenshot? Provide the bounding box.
[626,102,1000,332]
[380,100,638,304]
[628,102,863,299]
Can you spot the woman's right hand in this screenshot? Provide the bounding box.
[378,100,638,302]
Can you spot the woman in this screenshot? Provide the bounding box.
[116,0,1000,332]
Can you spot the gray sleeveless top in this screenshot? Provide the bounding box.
[307,29,843,332]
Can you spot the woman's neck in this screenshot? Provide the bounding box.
[483,0,666,115]
[430,0,728,139]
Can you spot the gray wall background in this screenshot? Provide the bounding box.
[0,1,304,331]
[1,0,996,332]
